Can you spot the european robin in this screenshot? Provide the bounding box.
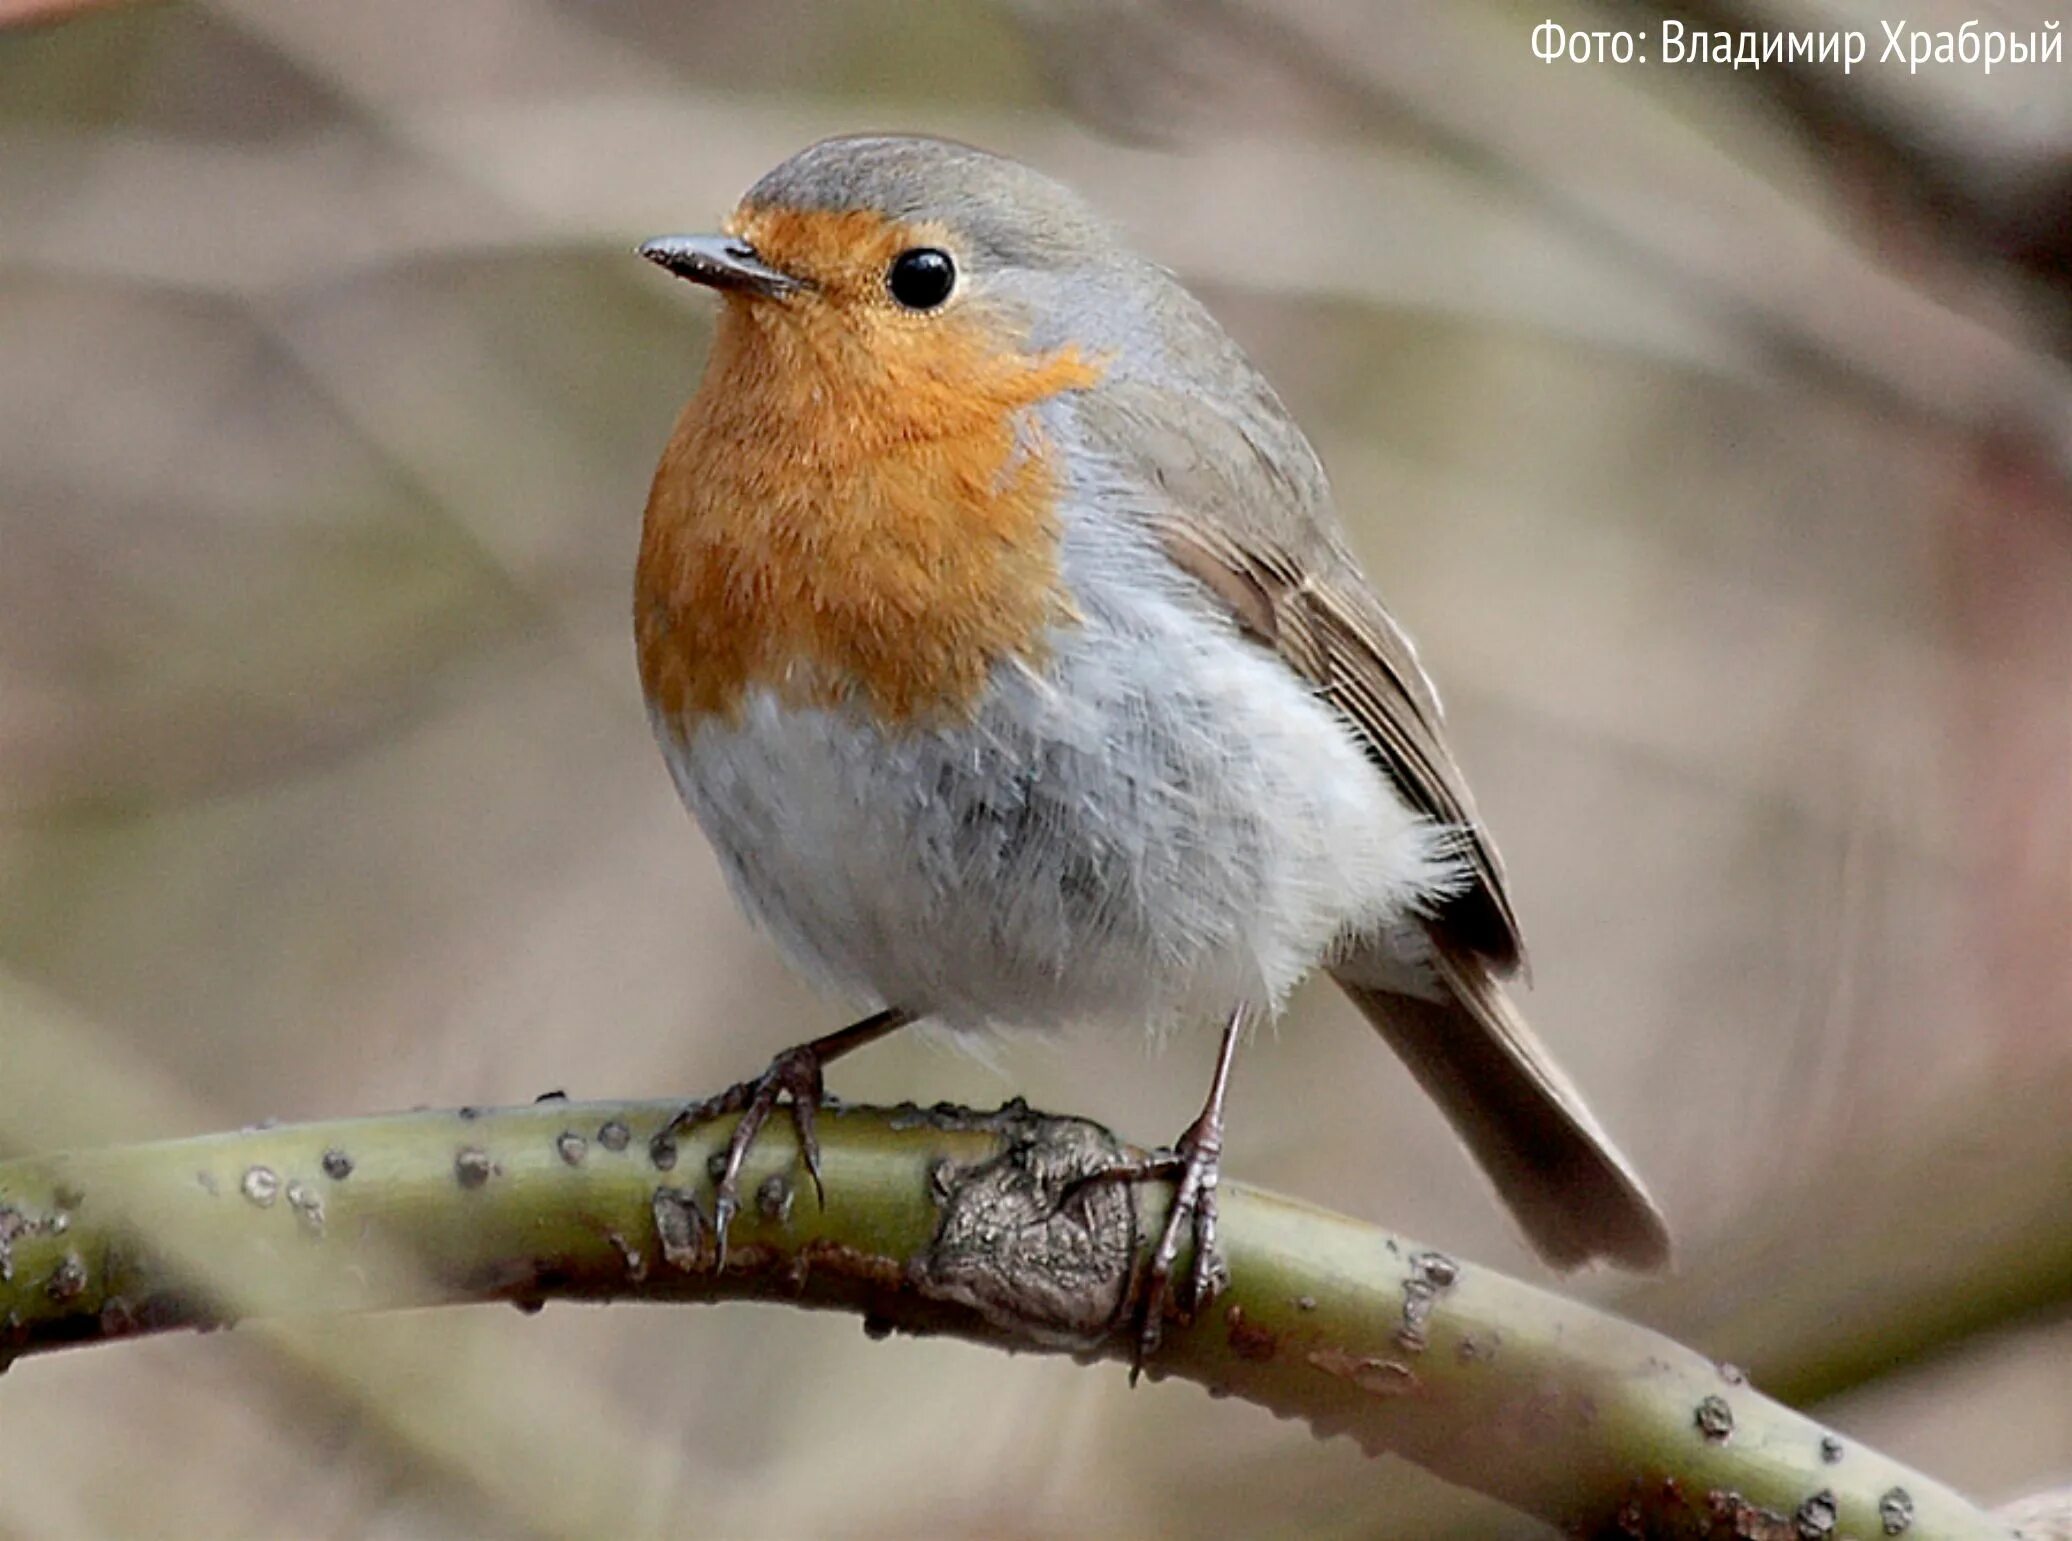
[634,135,1669,1352]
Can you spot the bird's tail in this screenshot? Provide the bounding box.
[1332,943,1669,1272]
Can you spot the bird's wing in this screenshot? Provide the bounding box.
[1070,374,1671,1272]
[1071,375,1524,970]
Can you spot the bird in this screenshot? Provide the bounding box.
[633,133,1669,1356]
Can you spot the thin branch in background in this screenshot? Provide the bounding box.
[1620,1060,2072,1406]
[1006,0,2072,469]
[0,0,144,26]
[1605,0,2072,352]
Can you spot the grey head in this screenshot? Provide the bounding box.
[642,134,1257,393]
[743,134,1123,273]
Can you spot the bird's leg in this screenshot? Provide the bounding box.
[653,1006,913,1267]
[1079,1003,1246,1374]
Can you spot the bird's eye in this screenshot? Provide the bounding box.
[887,247,956,310]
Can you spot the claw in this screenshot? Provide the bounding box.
[791,1093,826,1210]
[705,1045,819,1267]
[711,1190,737,1272]
[1132,1113,1225,1372]
[659,1008,910,1269]
[1072,1119,1228,1380]
[1078,1004,1246,1380]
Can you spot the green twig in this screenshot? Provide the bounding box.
[0,1097,2011,1539]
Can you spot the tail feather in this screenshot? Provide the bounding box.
[1333,945,1669,1272]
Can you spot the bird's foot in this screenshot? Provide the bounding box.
[652,1042,825,1270]
[651,1007,911,1270]
[1084,1105,1229,1378]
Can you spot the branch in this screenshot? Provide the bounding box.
[0,1097,2011,1539]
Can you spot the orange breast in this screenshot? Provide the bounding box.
[637,284,1103,727]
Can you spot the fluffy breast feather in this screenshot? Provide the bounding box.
[653,491,1465,1033]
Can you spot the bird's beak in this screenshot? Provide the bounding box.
[638,234,802,298]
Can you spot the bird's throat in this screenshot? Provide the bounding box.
[637,301,1102,726]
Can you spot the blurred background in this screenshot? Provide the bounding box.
[3,0,2069,1535]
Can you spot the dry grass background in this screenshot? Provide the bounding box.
[2,1,2069,1535]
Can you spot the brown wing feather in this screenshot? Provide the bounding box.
[1073,376,1522,970]
[1154,517,1525,969]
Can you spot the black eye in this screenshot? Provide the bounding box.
[887,247,956,310]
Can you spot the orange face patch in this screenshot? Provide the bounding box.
[637,204,1103,727]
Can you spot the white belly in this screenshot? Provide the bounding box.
[656,542,1460,1035]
